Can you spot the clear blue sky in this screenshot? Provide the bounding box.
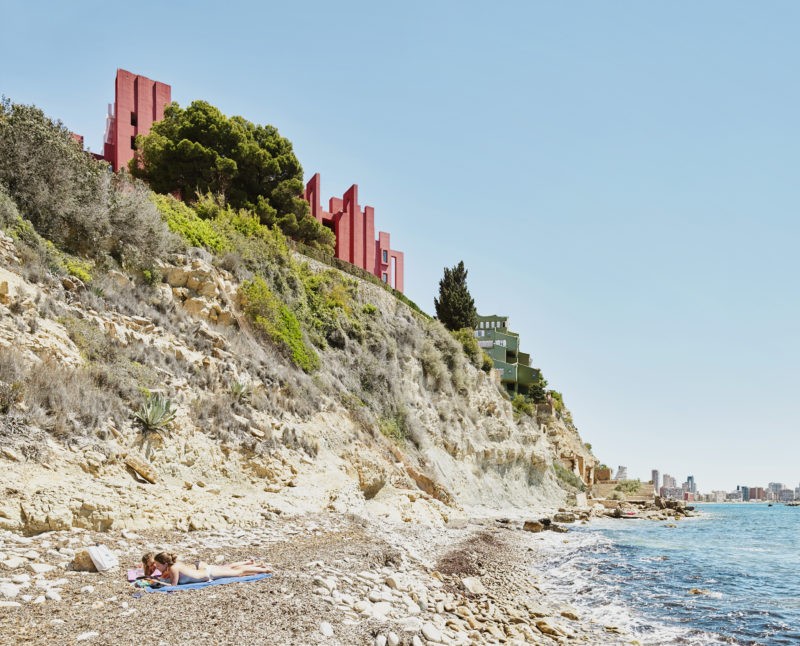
[3,1,799,492]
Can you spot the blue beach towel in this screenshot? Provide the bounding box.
[138,573,272,594]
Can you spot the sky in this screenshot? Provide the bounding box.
[2,1,799,492]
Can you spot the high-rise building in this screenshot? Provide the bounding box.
[615,466,628,481]
[103,69,171,172]
[737,485,750,502]
[651,470,660,493]
[662,473,677,489]
[685,475,696,494]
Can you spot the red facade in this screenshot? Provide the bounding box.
[304,174,404,292]
[103,69,171,172]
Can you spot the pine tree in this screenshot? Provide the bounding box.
[434,261,478,331]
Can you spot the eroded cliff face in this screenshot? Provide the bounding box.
[0,230,587,535]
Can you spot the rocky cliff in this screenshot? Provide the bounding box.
[0,228,596,535]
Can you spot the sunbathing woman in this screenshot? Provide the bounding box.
[153,552,272,586]
[142,552,264,579]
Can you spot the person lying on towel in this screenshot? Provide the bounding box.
[153,551,273,585]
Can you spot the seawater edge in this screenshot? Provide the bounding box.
[534,503,800,645]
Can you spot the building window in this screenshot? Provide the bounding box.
[382,272,388,283]
[382,250,388,263]
[130,112,137,127]
[130,136,136,150]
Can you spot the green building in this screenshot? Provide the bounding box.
[474,314,540,397]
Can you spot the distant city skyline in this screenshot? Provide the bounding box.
[2,2,799,491]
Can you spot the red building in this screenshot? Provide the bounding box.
[304,174,404,292]
[103,69,171,172]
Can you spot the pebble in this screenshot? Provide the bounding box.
[76,631,100,641]
[422,622,443,643]
[371,601,391,619]
[45,588,62,601]
[29,563,55,574]
[0,583,19,598]
[0,601,21,608]
[374,636,386,646]
[2,556,26,570]
[387,632,400,646]
[319,621,334,637]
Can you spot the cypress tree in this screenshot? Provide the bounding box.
[434,260,478,331]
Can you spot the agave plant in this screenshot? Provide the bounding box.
[230,380,251,404]
[134,392,177,434]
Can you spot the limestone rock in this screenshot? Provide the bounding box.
[124,455,158,484]
[71,550,98,572]
[461,576,487,595]
[522,520,544,533]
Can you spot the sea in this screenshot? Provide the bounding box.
[532,503,800,645]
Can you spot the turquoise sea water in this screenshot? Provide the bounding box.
[533,503,800,645]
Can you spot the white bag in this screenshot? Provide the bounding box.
[87,544,119,572]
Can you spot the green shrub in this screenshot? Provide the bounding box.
[240,276,319,372]
[481,351,494,373]
[512,393,535,417]
[554,462,586,491]
[362,303,378,316]
[451,327,481,368]
[152,193,227,253]
[64,257,93,283]
[378,411,408,443]
[614,479,642,494]
[134,392,177,434]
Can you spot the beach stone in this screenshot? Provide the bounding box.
[689,588,711,595]
[385,574,406,590]
[45,588,62,601]
[374,636,387,646]
[2,556,26,570]
[354,599,371,614]
[536,620,562,636]
[320,621,334,637]
[461,577,487,595]
[0,583,20,598]
[553,512,576,523]
[421,622,442,642]
[11,573,30,584]
[28,563,54,574]
[313,575,336,592]
[411,637,424,646]
[371,601,392,618]
[523,520,544,533]
[76,632,100,641]
[23,550,40,560]
[561,609,579,621]
[0,601,21,608]
[387,632,400,646]
[70,550,97,572]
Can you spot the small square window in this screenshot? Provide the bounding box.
[130,112,137,127]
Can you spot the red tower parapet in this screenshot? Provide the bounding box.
[304,173,404,292]
[103,69,171,172]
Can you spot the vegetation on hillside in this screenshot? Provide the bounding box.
[0,97,570,505]
[0,98,174,269]
[131,100,334,253]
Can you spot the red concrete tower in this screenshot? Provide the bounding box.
[303,174,404,292]
[103,69,171,172]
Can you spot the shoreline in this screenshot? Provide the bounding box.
[0,511,648,645]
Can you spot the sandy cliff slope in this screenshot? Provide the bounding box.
[0,229,595,534]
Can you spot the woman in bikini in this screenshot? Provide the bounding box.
[153,552,272,586]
